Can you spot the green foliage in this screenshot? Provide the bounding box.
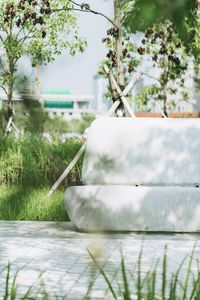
[99,24,140,102]
[0,133,83,221]
[100,27,139,77]
[65,113,96,134]
[123,0,200,100]
[44,113,95,135]
[135,85,160,111]
[1,262,50,299]
[0,0,86,66]
[1,246,200,299]
[28,0,87,66]
[0,185,67,221]
[0,0,86,111]
[124,0,197,48]
[0,134,83,186]
[136,20,190,112]
[88,245,200,300]
[3,262,18,300]
[43,115,68,134]
[1,101,49,135]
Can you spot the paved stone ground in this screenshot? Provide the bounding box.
[0,221,200,299]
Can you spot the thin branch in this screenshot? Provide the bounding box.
[0,85,7,95]
[1,23,9,35]
[0,59,6,73]
[140,71,161,84]
[15,26,25,40]
[121,11,132,24]
[51,1,115,27]
[0,34,5,44]
[18,28,35,44]
[69,0,82,6]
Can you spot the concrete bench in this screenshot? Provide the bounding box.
[64,117,200,232]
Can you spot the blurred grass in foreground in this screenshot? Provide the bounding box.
[86,245,199,300]
[1,246,199,299]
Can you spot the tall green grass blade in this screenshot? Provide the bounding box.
[84,251,98,300]
[170,255,188,300]
[20,284,35,300]
[182,243,196,300]
[195,272,200,299]
[84,273,97,300]
[146,272,152,300]
[149,267,157,300]
[189,259,200,300]
[10,271,18,300]
[87,249,118,300]
[137,247,143,300]
[162,245,167,300]
[142,258,159,300]
[189,278,197,300]
[1,243,200,300]
[4,262,11,300]
[169,276,175,300]
[120,250,131,300]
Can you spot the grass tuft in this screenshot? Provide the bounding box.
[88,245,199,300]
[0,134,83,187]
[0,246,199,299]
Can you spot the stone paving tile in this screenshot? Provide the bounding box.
[0,221,200,299]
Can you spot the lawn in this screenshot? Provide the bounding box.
[0,185,68,221]
[0,134,83,221]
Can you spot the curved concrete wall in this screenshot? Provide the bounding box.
[82,118,200,186]
[65,186,200,232]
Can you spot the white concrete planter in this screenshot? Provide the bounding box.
[64,118,200,232]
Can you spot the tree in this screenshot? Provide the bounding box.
[124,0,197,47]
[135,21,189,115]
[121,0,200,114]
[98,2,139,115]
[65,0,140,116]
[124,1,200,71]
[68,1,196,115]
[0,0,86,132]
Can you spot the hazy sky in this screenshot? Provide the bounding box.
[40,0,113,95]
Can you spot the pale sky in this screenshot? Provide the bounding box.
[40,0,113,94]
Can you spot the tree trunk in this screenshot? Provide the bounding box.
[5,20,15,134]
[3,56,15,136]
[7,60,14,112]
[35,64,42,103]
[35,64,40,89]
[114,0,125,89]
[162,55,168,117]
[113,0,126,116]
[163,92,168,117]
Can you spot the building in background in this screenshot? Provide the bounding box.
[42,89,94,119]
[93,75,109,113]
[0,88,103,120]
[1,68,200,118]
